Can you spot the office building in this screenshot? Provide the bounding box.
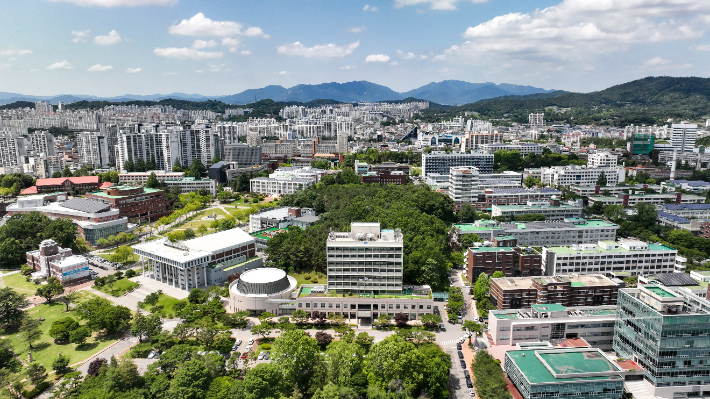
[164,177,217,196]
[133,229,260,291]
[249,207,317,232]
[480,142,551,157]
[505,348,625,399]
[26,239,90,285]
[530,166,625,187]
[491,198,583,220]
[208,161,229,184]
[588,191,703,207]
[569,184,662,197]
[542,239,677,276]
[249,167,326,196]
[85,185,171,222]
[499,219,618,247]
[360,171,408,185]
[490,274,619,310]
[489,304,617,348]
[466,244,542,279]
[528,113,545,128]
[223,144,262,166]
[614,285,710,398]
[587,152,618,168]
[326,222,404,295]
[421,151,494,176]
[448,166,479,209]
[118,171,185,184]
[670,122,697,152]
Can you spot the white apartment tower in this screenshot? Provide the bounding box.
[0,131,27,169]
[29,131,56,157]
[448,166,479,208]
[337,131,348,154]
[326,222,404,295]
[670,122,697,152]
[529,113,545,129]
[587,151,618,168]
[77,131,113,167]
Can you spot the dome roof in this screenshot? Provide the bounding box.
[235,268,292,296]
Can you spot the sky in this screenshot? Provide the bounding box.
[1,0,710,97]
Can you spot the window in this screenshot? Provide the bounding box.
[389,304,393,309]
[427,305,432,309]
[298,303,302,308]
[336,304,340,308]
[329,303,333,308]
[306,303,310,308]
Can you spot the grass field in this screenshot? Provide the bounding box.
[96,279,139,297]
[291,270,327,287]
[139,293,185,318]
[163,207,229,233]
[2,273,41,295]
[3,303,119,368]
[98,252,140,265]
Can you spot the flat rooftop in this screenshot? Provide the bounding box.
[645,285,678,298]
[88,186,162,198]
[507,349,622,384]
[531,304,566,312]
[547,242,675,255]
[491,305,617,320]
[493,274,617,290]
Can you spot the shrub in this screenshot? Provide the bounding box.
[128,342,153,358]
[261,344,271,350]
[22,381,50,399]
[304,275,311,280]
[311,278,318,283]
[124,269,137,278]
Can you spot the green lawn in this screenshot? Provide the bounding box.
[291,271,327,287]
[139,293,185,318]
[73,290,100,304]
[3,303,119,368]
[98,252,140,265]
[96,279,139,297]
[2,273,41,295]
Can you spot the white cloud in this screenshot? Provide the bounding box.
[340,65,356,69]
[240,50,251,55]
[365,54,390,62]
[153,47,224,59]
[222,37,240,53]
[279,71,288,75]
[93,30,121,45]
[419,54,429,60]
[397,50,416,59]
[389,61,399,65]
[437,0,710,66]
[363,4,378,11]
[163,72,179,75]
[46,60,73,70]
[88,64,113,72]
[394,0,458,10]
[644,56,691,69]
[168,12,268,38]
[645,57,670,66]
[71,30,91,42]
[277,41,359,58]
[192,39,217,49]
[0,48,32,57]
[346,26,366,33]
[48,0,176,6]
[691,44,710,51]
[126,67,142,73]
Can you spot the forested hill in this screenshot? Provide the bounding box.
[419,76,710,126]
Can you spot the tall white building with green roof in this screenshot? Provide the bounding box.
[542,239,677,276]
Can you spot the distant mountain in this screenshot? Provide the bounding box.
[0,80,553,106]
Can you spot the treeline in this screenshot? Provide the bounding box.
[0,212,82,268]
[342,149,422,167]
[579,137,629,149]
[271,183,457,290]
[493,149,585,172]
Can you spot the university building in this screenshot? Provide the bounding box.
[490,274,619,310]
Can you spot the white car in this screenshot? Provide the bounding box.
[247,339,254,345]
[244,345,251,352]
[469,388,476,397]
[257,351,265,360]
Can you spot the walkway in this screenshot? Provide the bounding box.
[132,275,190,300]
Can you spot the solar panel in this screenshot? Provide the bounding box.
[655,273,699,287]
[658,211,691,224]
[59,198,111,214]
[663,204,710,210]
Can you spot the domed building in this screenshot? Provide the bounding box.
[229,268,298,316]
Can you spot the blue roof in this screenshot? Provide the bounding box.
[658,211,691,224]
[666,180,710,187]
[663,204,710,210]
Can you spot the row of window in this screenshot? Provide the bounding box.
[299,302,432,310]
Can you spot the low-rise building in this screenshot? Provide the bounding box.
[250,166,326,196]
[475,188,562,210]
[661,179,710,193]
[492,198,583,220]
[20,176,102,195]
[249,207,317,232]
[26,239,90,285]
[570,184,662,197]
[489,304,617,348]
[481,142,551,157]
[421,151,494,176]
[542,239,678,276]
[466,244,542,279]
[360,171,408,185]
[588,192,703,207]
[118,171,185,184]
[86,185,171,222]
[660,203,710,219]
[529,165,625,187]
[164,177,217,196]
[490,274,620,310]
[454,219,619,247]
[587,151,619,168]
[229,268,298,316]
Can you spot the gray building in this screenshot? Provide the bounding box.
[421,151,494,176]
[224,144,262,166]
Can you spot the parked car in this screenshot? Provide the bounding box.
[247,339,254,345]
[440,324,446,332]
[235,339,242,346]
[458,351,464,359]
[264,351,270,360]
[469,388,476,397]
[464,370,470,378]
[457,342,462,350]
[147,351,157,359]
[466,377,473,388]
[244,345,251,352]
[231,344,239,351]
[257,351,265,360]
[460,359,466,368]
[241,352,248,359]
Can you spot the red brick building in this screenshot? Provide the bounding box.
[85,185,171,222]
[20,176,101,195]
[466,238,543,280]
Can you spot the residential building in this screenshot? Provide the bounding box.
[489,304,617,348]
[491,198,583,220]
[614,285,710,398]
[542,239,678,276]
[133,229,260,291]
[119,171,185,184]
[85,185,171,222]
[7,194,130,246]
[448,166,479,209]
[249,207,317,232]
[223,144,262,166]
[421,151,494,176]
[587,151,618,168]
[26,239,90,285]
[0,131,27,169]
[588,192,703,207]
[28,130,56,157]
[76,131,115,167]
[670,122,697,152]
[505,348,625,399]
[528,113,545,128]
[530,165,625,187]
[20,176,102,195]
[466,244,542,279]
[490,274,620,310]
[326,222,404,295]
[360,171,408,185]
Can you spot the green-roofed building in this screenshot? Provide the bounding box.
[505,348,625,399]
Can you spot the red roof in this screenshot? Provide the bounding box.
[99,182,115,189]
[36,176,100,187]
[20,186,38,195]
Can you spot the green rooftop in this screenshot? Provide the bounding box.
[531,304,566,312]
[548,241,675,255]
[495,235,517,241]
[492,312,519,320]
[455,224,497,232]
[646,286,678,298]
[571,281,586,287]
[88,186,162,198]
[507,350,621,384]
[470,246,515,252]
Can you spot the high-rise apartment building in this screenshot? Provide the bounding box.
[0,131,27,169]
[421,151,494,176]
[448,166,479,209]
[670,122,697,152]
[224,144,262,166]
[614,285,710,398]
[326,222,404,295]
[77,131,114,167]
[528,113,545,128]
[29,131,56,157]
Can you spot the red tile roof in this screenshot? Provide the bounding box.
[36,176,100,187]
[99,182,115,189]
[20,186,38,195]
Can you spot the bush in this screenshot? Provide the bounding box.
[128,342,153,358]
[311,278,318,283]
[261,344,271,350]
[304,275,311,280]
[22,381,51,399]
[124,269,137,278]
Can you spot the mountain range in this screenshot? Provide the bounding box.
[0,80,555,107]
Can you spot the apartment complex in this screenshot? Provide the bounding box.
[587,151,618,168]
[421,151,494,176]
[326,222,404,295]
[614,285,710,398]
[466,245,542,279]
[85,185,171,222]
[223,143,262,166]
[491,198,583,220]
[0,131,27,170]
[542,239,678,276]
[76,131,116,167]
[489,274,619,310]
[489,304,617,348]
[528,113,545,128]
[28,130,56,157]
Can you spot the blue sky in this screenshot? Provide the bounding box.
[1,0,710,96]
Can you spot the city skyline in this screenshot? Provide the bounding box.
[2,0,710,96]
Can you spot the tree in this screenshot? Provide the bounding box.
[62,166,73,177]
[393,313,409,327]
[462,320,482,343]
[36,277,64,303]
[188,288,208,304]
[596,171,608,187]
[605,204,626,222]
[459,233,482,248]
[70,326,92,345]
[291,309,309,325]
[20,316,43,350]
[131,313,163,342]
[52,354,70,373]
[76,297,132,334]
[492,271,505,278]
[633,202,657,227]
[146,172,160,189]
[244,363,285,399]
[173,158,184,172]
[170,358,212,399]
[250,322,273,339]
[183,228,196,240]
[374,314,391,329]
[49,317,79,341]
[0,287,29,329]
[311,310,327,324]
[195,321,231,349]
[27,362,47,385]
[197,224,208,236]
[472,350,511,399]
[457,203,477,223]
[327,312,346,326]
[524,175,540,188]
[57,289,79,312]
[315,331,333,347]
[420,313,442,330]
[222,310,249,329]
[271,329,322,392]
[114,245,134,264]
[364,335,426,393]
[188,159,206,179]
[355,332,374,347]
[87,358,107,376]
[323,339,365,388]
